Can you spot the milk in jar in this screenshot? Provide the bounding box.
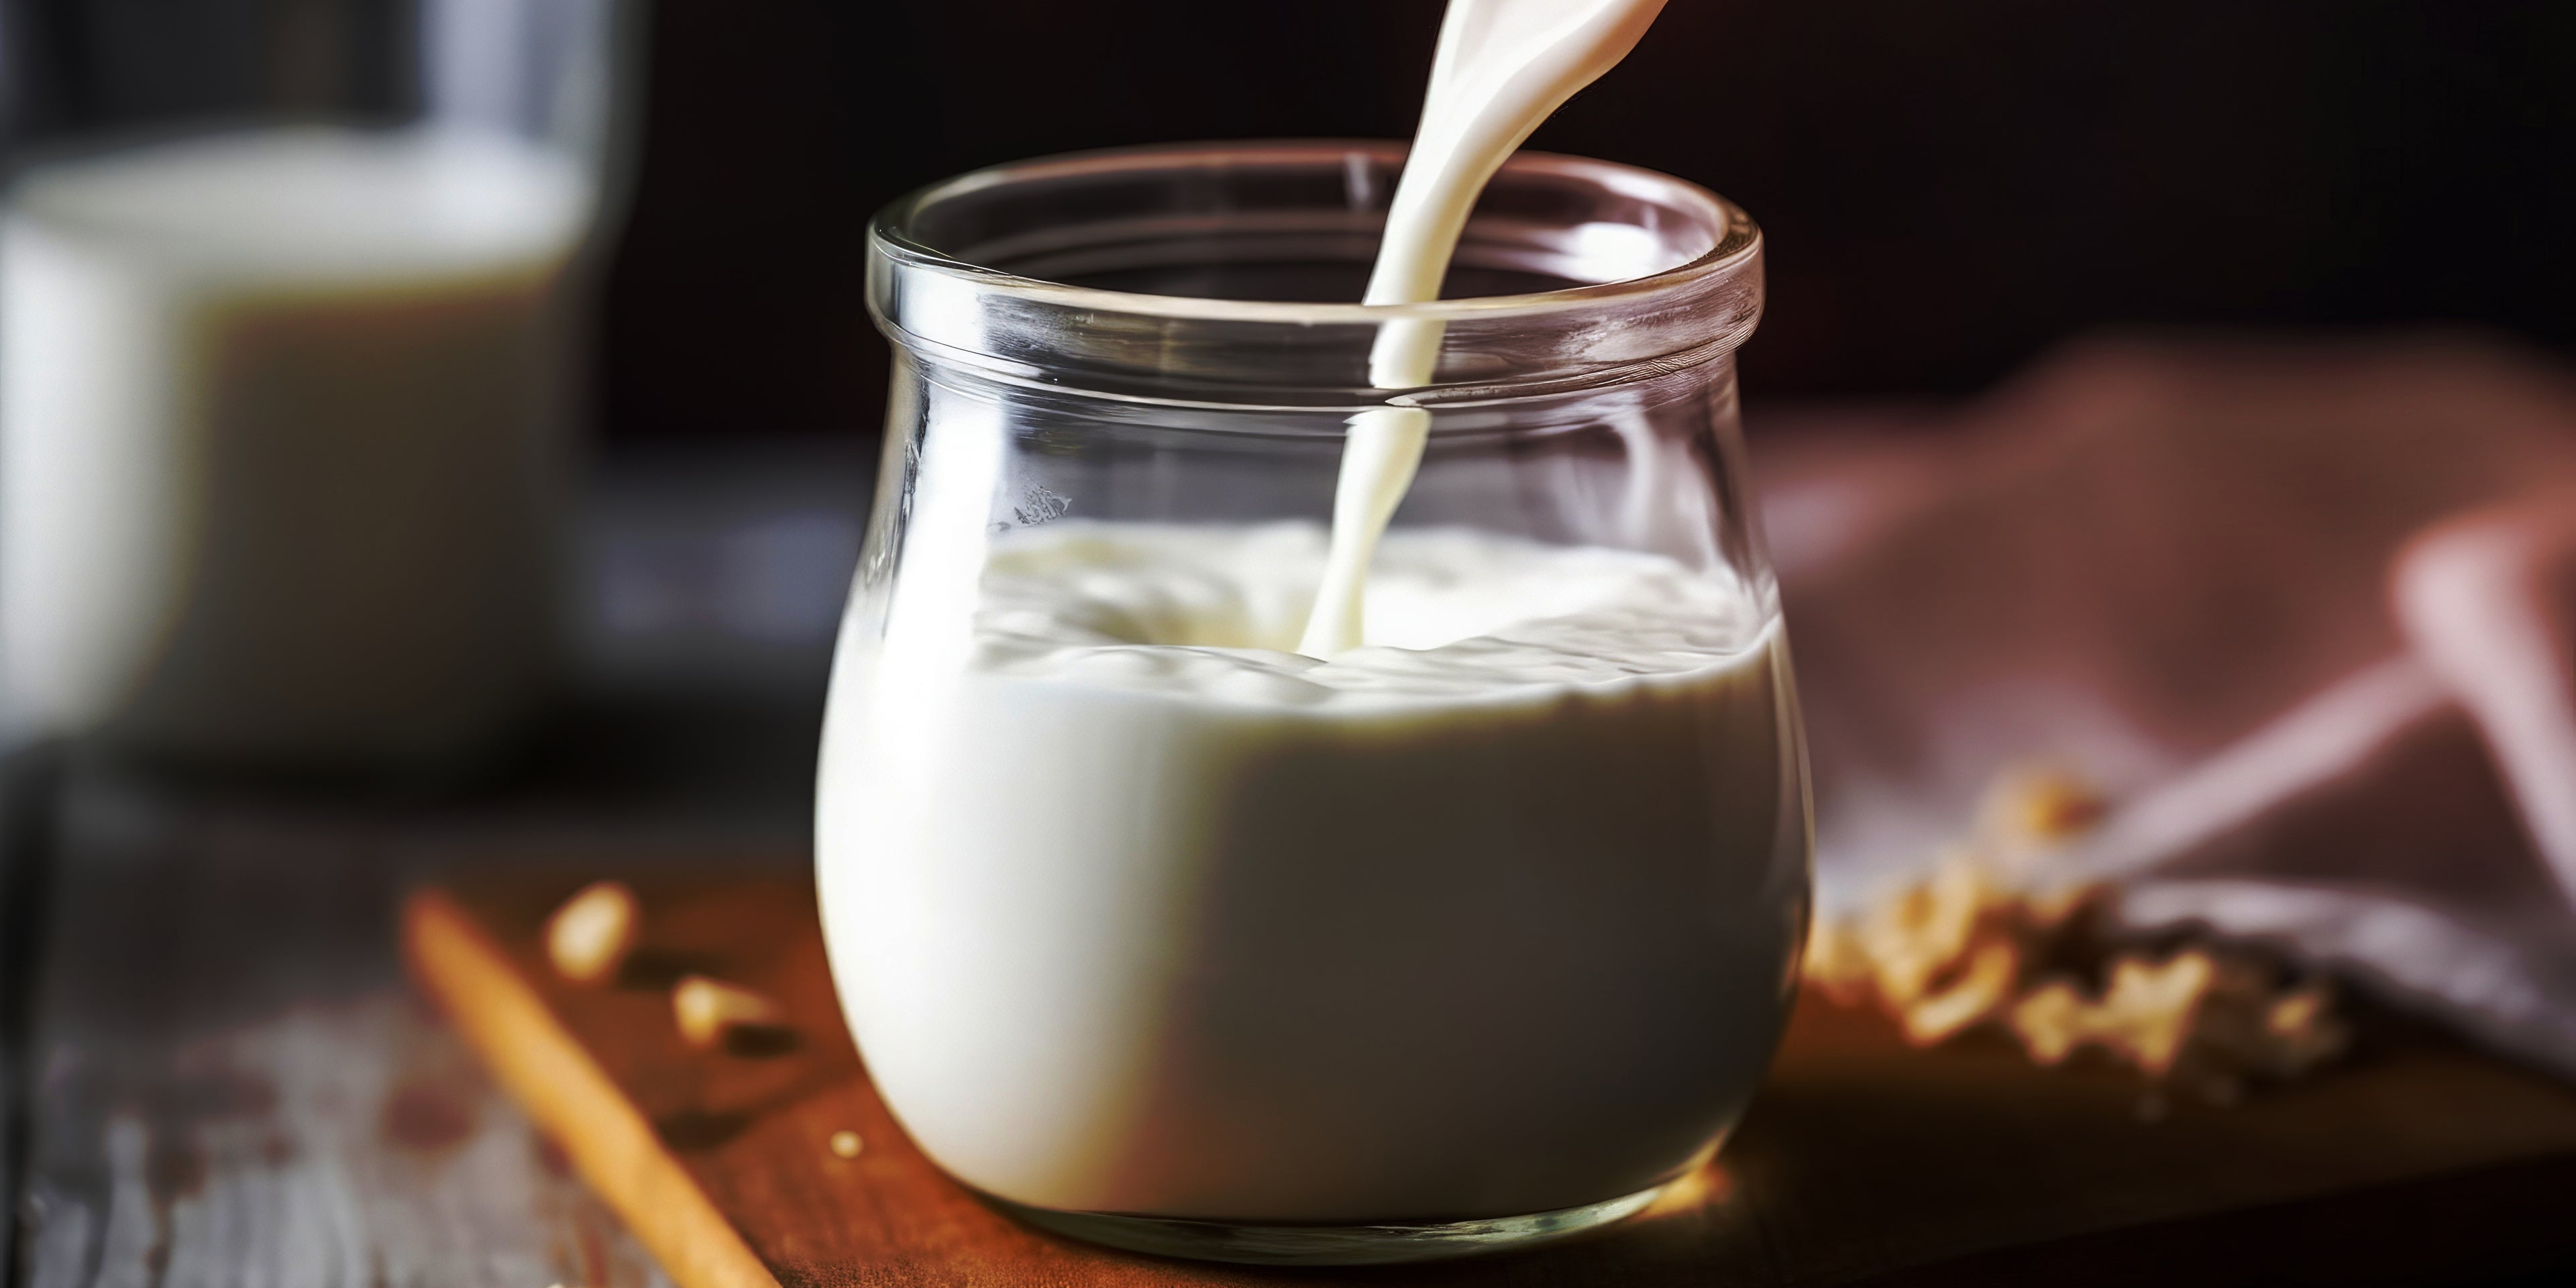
[819,519,1806,1221]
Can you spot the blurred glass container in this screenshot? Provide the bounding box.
[0,0,635,771]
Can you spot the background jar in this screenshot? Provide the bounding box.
[0,0,636,771]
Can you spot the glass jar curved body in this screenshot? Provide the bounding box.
[818,142,1810,1264]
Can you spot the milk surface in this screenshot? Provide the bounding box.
[0,126,589,756]
[818,523,1807,1221]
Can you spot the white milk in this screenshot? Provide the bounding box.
[1299,0,1670,655]
[818,523,1805,1221]
[0,126,590,759]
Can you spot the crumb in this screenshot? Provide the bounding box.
[2097,949,2217,1076]
[2009,979,2089,1066]
[829,1130,864,1159]
[1900,938,2020,1046]
[1806,767,2349,1097]
[1859,852,1992,1007]
[673,975,782,1049]
[546,881,639,984]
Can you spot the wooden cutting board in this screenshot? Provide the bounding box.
[402,873,2576,1287]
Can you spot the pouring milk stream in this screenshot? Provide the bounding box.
[1297,0,1672,657]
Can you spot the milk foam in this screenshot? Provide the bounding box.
[818,523,1806,1222]
[976,522,1772,700]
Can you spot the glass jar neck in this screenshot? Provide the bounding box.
[867,141,1762,411]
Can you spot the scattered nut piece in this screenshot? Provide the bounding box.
[673,975,782,1049]
[2009,980,2090,1066]
[1860,851,1990,1007]
[2099,950,2216,1075]
[2010,948,2347,1095]
[2011,950,2214,1076]
[1806,767,2350,1098]
[546,881,640,984]
[828,1130,865,1159]
[1900,938,2021,1046]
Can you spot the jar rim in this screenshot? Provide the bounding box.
[869,140,1760,327]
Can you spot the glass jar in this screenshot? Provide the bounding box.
[818,142,1809,1265]
[0,0,634,769]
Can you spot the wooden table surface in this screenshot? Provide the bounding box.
[1,698,825,1288]
[11,730,2576,1288]
[405,873,2576,1288]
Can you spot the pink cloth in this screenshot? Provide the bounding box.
[1758,335,2576,1073]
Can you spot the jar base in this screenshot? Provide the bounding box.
[985,1181,1669,1265]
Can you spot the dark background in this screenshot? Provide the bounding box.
[601,0,2576,443]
